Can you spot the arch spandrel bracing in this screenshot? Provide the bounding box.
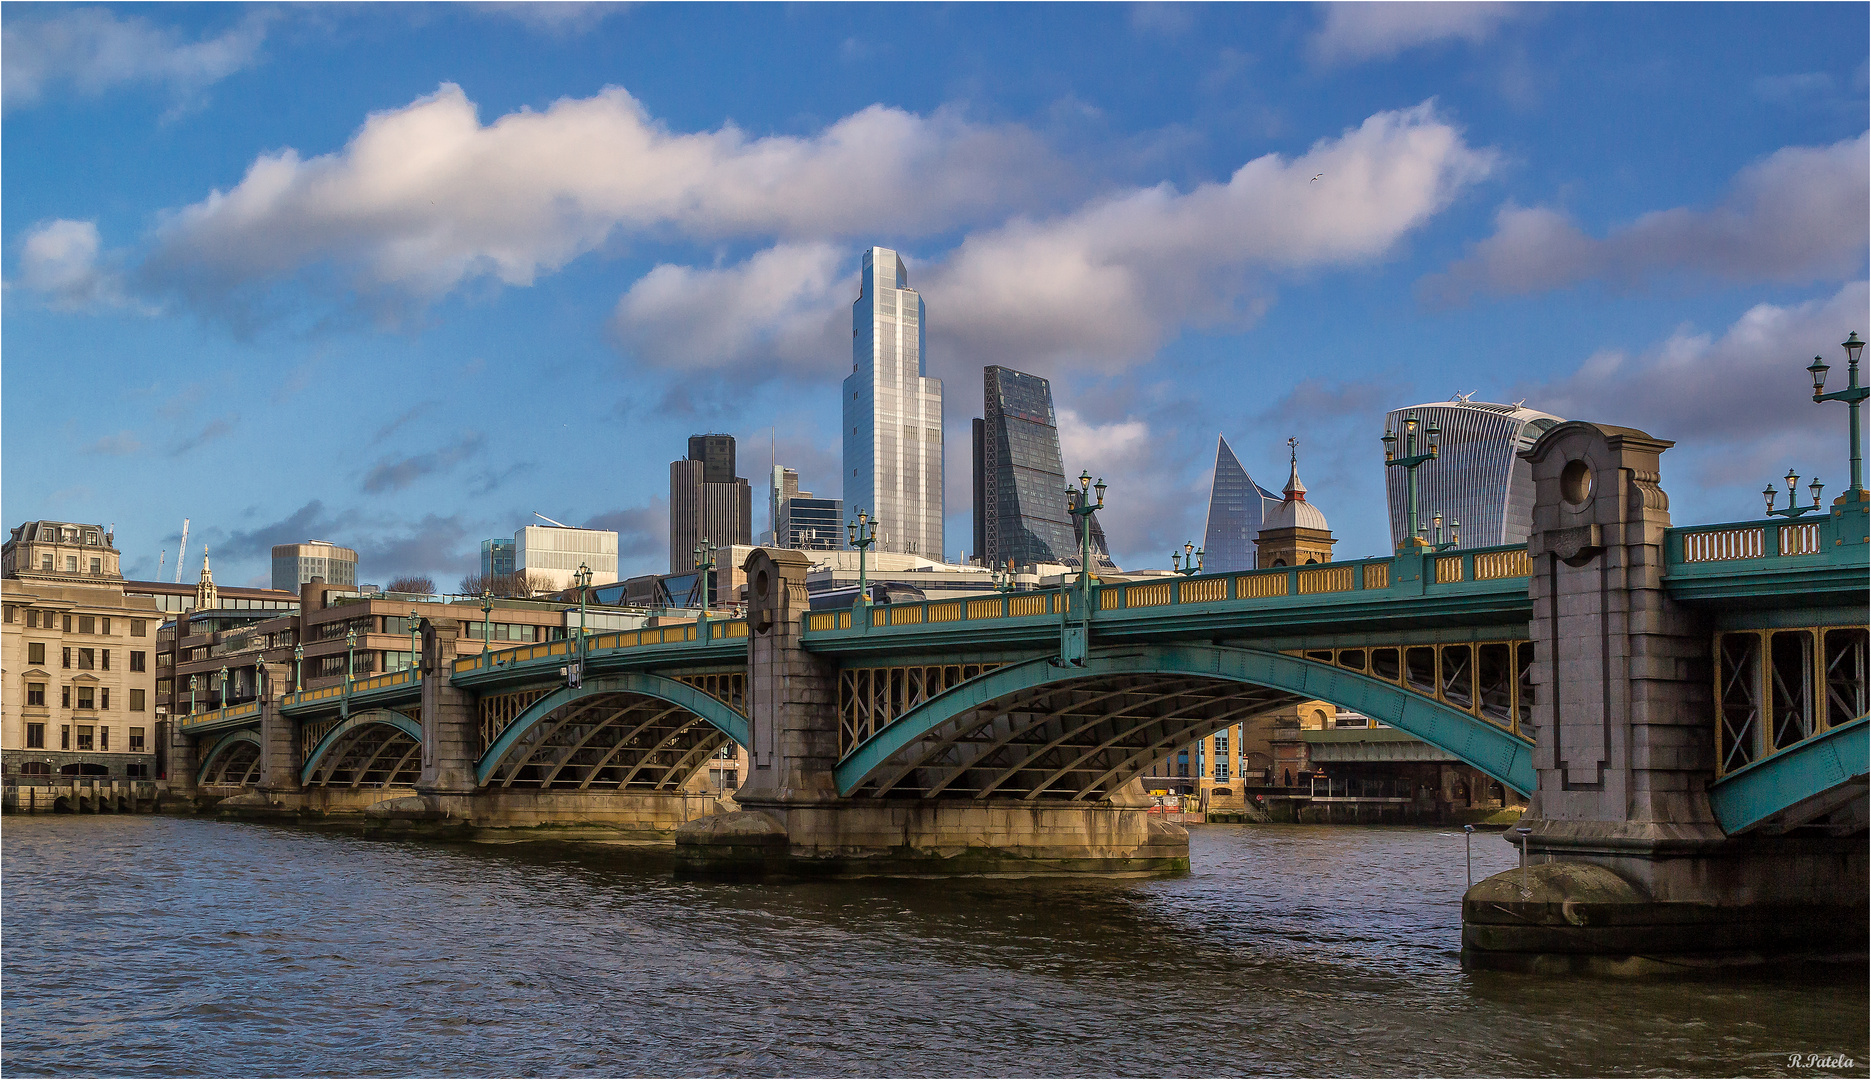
[474,672,749,789]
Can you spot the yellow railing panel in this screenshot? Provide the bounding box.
[1179,578,1225,604]
[1363,563,1390,589]
[807,613,837,631]
[1779,522,1821,556]
[1010,594,1047,617]
[1237,572,1288,599]
[928,602,963,623]
[1435,556,1465,584]
[1297,566,1353,595]
[1473,549,1531,580]
[1682,526,1764,563]
[967,598,1003,620]
[891,606,925,626]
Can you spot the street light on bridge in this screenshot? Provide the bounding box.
[479,589,494,663]
[1763,469,1823,519]
[1172,541,1204,576]
[1065,471,1106,656]
[572,562,593,687]
[408,609,422,680]
[1806,331,1867,497]
[217,665,230,710]
[1383,414,1440,550]
[847,510,878,610]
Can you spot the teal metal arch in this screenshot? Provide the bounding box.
[300,710,423,785]
[198,729,263,784]
[835,644,1536,796]
[475,672,750,786]
[1708,716,1868,835]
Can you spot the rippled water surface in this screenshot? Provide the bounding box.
[4,816,1864,1077]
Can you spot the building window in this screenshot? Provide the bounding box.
[27,610,39,628]
[27,683,46,707]
[130,727,146,752]
[126,763,148,778]
[78,648,94,670]
[28,642,44,665]
[90,558,102,574]
[130,651,146,672]
[79,615,95,634]
[100,688,110,710]
[76,726,94,750]
[66,556,77,572]
[62,615,72,632]
[100,617,111,635]
[41,555,52,571]
[61,647,71,669]
[61,686,71,708]
[26,722,46,748]
[2,605,12,623]
[60,724,70,749]
[77,686,95,710]
[131,619,147,637]
[101,649,110,671]
[99,727,110,750]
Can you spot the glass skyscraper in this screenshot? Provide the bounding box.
[972,365,1109,569]
[843,247,943,558]
[1382,398,1564,550]
[1201,436,1281,572]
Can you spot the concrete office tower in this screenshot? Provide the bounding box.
[771,466,844,551]
[671,434,753,572]
[270,541,358,592]
[769,466,799,545]
[517,525,619,591]
[972,365,1109,569]
[843,247,943,558]
[1201,437,1282,572]
[1383,398,1564,550]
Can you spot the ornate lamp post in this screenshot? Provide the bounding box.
[408,609,422,678]
[1429,513,1460,552]
[480,589,494,663]
[1763,468,1824,519]
[690,542,714,633]
[1382,413,1440,549]
[1807,331,1867,496]
[344,628,356,693]
[572,562,592,685]
[217,665,230,710]
[1172,541,1204,576]
[188,675,197,717]
[847,510,878,609]
[1070,469,1092,643]
[292,644,304,693]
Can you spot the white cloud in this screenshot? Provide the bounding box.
[612,102,1493,380]
[1421,132,1869,304]
[143,83,1057,311]
[611,243,847,376]
[17,219,133,310]
[1308,2,1538,66]
[1517,281,1871,514]
[2,8,268,111]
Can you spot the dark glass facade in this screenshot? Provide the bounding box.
[780,497,844,551]
[974,366,1108,569]
[1201,437,1281,572]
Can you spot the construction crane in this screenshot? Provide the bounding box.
[175,519,190,582]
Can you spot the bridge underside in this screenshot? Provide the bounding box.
[847,672,1305,801]
[307,725,421,788]
[199,735,261,787]
[481,691,732,791]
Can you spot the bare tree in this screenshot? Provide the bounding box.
[456,570,553,598]
[386,575,437,595]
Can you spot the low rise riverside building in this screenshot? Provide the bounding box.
[1,521,161,782]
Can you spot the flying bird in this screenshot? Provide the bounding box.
[1310,173,1323,182]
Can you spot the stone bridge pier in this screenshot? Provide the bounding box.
[1462,422,1867,972]
[676,549,1189,875]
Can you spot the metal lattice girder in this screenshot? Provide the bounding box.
[1708,715,1868,835]
[300,710,423,786]
[475,672,745,789]
[836,644,1537,799]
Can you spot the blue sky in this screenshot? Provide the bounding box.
[4,2,1866,588]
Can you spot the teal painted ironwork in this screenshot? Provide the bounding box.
[833,644,1535,797]
[197,729,263,781]
[1707,715,1868,835]
[300,710,423,785]
[474,671,750,786]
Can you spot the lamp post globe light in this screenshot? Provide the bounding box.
[1065,470,1106,630]
[188,674,197,716]
[293,644,304,693]
[408,609,422,679]
[1805,331,1868,498]
[572,561,593,685]
[344,628,356,692]
[1382,413,1440,549]
[217,665,230,710]
[1172,541,1204,577]
[1763,468,1824,519]
[690,541,714,634]
[847,510,878,609]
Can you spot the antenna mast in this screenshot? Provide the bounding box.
[532,511,571,529]
[175,519,190,583]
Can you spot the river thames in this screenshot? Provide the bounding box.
[3,816,1863,1077]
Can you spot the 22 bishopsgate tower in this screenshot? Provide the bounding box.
[843,247,944,557]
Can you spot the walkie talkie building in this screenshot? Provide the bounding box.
[1382,398,1563,550]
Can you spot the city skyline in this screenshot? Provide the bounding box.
[3,4,1864,587]
[843,246,945,559]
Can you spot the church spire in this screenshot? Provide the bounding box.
[1282,437,1308,502]
[195,548,218,611]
